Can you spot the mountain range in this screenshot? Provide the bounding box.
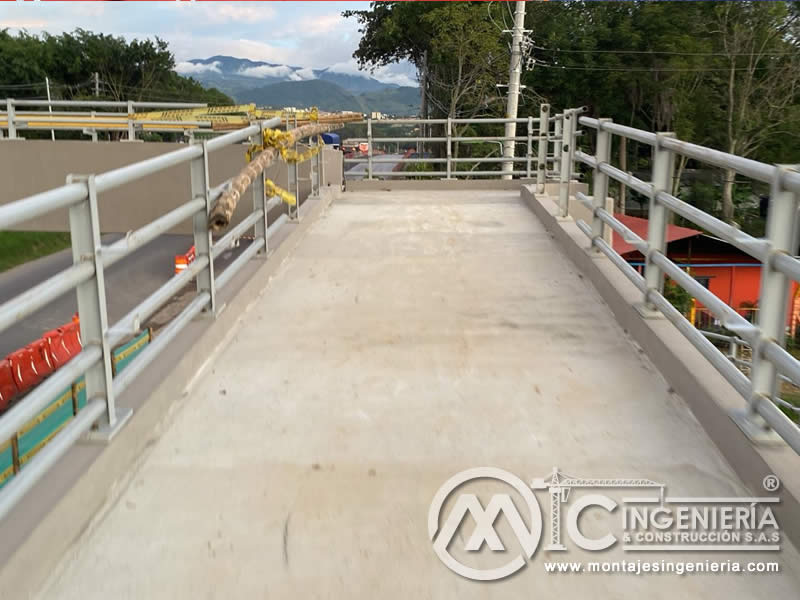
[179,56,420,115]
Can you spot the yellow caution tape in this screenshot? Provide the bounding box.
[265,178,296,206]
[245,127,324,164]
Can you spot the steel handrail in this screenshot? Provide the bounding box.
[571,108,800,453]
[0,114,321,521]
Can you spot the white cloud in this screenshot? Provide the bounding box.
[238,64,294,79]
[327,60,369,78]
[174,61,222,75]
[294,67,317,81]
[372,66,419,88]
[205,3,276,24]
[306,14,345,34]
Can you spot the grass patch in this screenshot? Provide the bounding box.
[0,231,71,273]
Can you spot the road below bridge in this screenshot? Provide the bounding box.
[0,234,245,358]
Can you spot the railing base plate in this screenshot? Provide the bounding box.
[731,409,785,445]
[633,303,665,320]
[81,407,133,444]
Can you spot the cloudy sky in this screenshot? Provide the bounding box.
[0,1,418,86]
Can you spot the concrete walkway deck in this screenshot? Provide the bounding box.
[40,190,799,598]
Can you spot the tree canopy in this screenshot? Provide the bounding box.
[346,1,800,223]
[0,28,232,105]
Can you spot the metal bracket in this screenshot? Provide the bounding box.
[731,408,784,445]
[633,302,666,320]
[82,406,133,443]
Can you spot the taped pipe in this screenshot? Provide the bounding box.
[208,121,341,232]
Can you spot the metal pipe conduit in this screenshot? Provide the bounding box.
[649,251,758,343]
[103,199,206,269]
[576,219,647,292]
[646,291,753,400]
[596,209,650,255]
[113,293,210,397]
[771,252,800,283]
[212,210,264,260]
[106,256,210,348]
[0,346,102,445]
[655,191,771,262]
[660,137,775,184]
[574,150,597,170]
[0,262,94,334]
[579,116,658,146]
[10,100,207,109]
[597,162,652,197]
[372,170,532,177]
[0,398,106,522]
[762,341,800,391]
[0,183,87,229]
[216,237,266,291]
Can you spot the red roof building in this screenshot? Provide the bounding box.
[612,214,800,333]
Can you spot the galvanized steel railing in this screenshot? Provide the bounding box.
[344,106,564,185]
[560,107,800,453]
[0,116,326,520]
[1,99,212,141]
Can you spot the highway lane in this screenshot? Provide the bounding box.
[0,234,244,357]
[344,153,405,179]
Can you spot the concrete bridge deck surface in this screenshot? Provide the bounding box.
[40,189,799,598]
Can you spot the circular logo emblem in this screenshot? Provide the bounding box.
[428,467,542,581]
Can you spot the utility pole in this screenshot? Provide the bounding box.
[501,0,527,180]
[45,76,55,141]
[94,72,100,97]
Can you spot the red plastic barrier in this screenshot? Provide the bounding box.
[60,322,83,359]
[174,245,196,274]
[29,339,54,379]
[0,359,17,411]
[7,347,43,393]
[42,328,67,368]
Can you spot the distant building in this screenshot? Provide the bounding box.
[613,214,800,333]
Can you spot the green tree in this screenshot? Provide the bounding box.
[0,28,232,105]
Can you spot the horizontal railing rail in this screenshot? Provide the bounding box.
[2,98,213,141]
[0,114,330,520]
[562,108,800,453]
[343,109,564,189]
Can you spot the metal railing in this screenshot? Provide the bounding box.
[561,107,800,452]
[1,99,211,141]
[0,116,327,520]
[344,107,564,187]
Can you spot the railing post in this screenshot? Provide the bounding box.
[126,100,135,141]
[591,118,613,246]
[293,114,301,221]
[190,141,216,314]
[318,137,325,191]
[6,99,17,140]
[553,115,562,178]
[253,123,268,256]
[526,115,533,179]
[446,117,452,179]
[736,165,800,442]
[312,135,322,195]
[67,174,130,440]
[367,117,373,180]
[644,132,676,310]
[557,110,574,217]
[536,105,549,191]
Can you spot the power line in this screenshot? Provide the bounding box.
[534,44,797,57]
[535,63,773,73]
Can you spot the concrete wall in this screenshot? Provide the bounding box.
[0,139,343,234]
